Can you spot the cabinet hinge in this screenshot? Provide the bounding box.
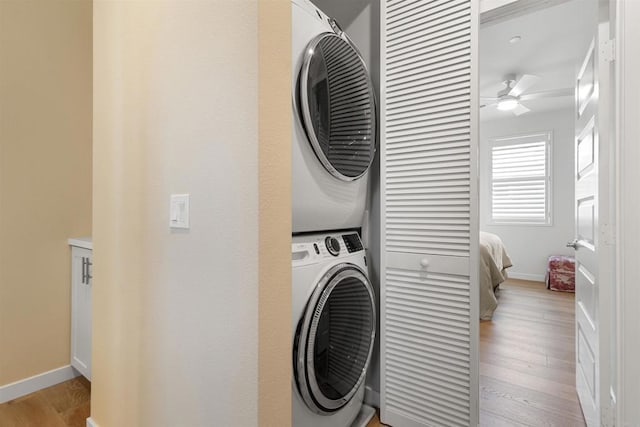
[601,38,616,63]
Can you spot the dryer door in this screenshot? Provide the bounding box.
[299,33,376,181]
[294,263,376,414]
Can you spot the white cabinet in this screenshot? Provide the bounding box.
[69,240,92,380]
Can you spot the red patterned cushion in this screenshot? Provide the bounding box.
[546,255,575,292]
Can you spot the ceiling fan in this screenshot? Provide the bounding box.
[480,74,573,116]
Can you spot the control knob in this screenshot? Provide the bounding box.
[325,237,340,256]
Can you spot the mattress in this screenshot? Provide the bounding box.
[479,231,513,320]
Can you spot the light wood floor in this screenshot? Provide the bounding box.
[480,279,585,426]
[0,377,90,427]
[367,412,386,426]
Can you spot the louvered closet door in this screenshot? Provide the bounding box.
[380,1,479,426]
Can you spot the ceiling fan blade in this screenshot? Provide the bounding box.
[480,100,497,108]
[481,97,498,103]
[512,103,531,116]
[520,88,573,101]
[509,74,540,97]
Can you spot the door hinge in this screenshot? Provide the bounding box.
[601,404,615,427]
[601,38,616,63]
[601,222,616,246]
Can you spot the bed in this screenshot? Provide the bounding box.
[479,231,513,320]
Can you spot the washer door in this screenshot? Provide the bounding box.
[294,263,376,414]
[299,33,377,181]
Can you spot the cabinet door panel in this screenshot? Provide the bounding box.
[380,0,479,425]
[71,247,92,380]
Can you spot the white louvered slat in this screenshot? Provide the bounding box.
[385,268,472,427]
[381,0,478,426]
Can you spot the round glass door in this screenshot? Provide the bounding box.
[294,264,376,414]
[299,33,376,181]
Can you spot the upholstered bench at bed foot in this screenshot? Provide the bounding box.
[545,255,576,292]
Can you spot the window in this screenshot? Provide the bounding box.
[490,132,551,225]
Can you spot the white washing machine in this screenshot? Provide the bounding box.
[292,231,376,427]
[291,0,377,233]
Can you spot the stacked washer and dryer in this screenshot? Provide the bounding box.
[291,1,378,426]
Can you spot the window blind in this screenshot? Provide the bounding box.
[491,135,550,224]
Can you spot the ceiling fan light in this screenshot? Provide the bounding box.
[497,98,519,111]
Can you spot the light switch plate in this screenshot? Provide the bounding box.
[170,194,190,229]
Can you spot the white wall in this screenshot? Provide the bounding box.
[480,108,575,281]
[92,2,259,425]
[480,0,519,13]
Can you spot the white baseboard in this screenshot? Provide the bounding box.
[352,404,376,427]
[364,385,380,408]
[0,365,79,404]
[507,272,545,282]
[86,417,99,427]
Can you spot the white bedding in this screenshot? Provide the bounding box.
[479,231,513,320]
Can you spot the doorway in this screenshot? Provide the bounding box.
[478,0,599,425]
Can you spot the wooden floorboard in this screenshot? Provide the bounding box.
[480,279,586,427]
[0,377,90,427]
[368,412,388,426]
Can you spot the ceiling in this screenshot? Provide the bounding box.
[479,0,596,121]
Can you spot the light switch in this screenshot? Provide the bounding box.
[170,194,190,229]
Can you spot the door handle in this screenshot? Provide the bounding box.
[566,239,580,249]
[81,257,86,284]
[420,258,429,268]
[86,259,92,283]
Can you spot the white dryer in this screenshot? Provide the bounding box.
[291,0,377,233]
[292,231,376,427]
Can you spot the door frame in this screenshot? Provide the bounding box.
[613,1,640,424]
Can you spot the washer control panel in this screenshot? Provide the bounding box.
[292,231,363,266]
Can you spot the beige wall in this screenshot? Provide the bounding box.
[258,0,292,425]
[0,0,93,386]
[92,0,290,425]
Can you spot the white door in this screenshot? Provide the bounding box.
[572,4,613,425]
[71,247,92,380]
[380,0,479,426]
